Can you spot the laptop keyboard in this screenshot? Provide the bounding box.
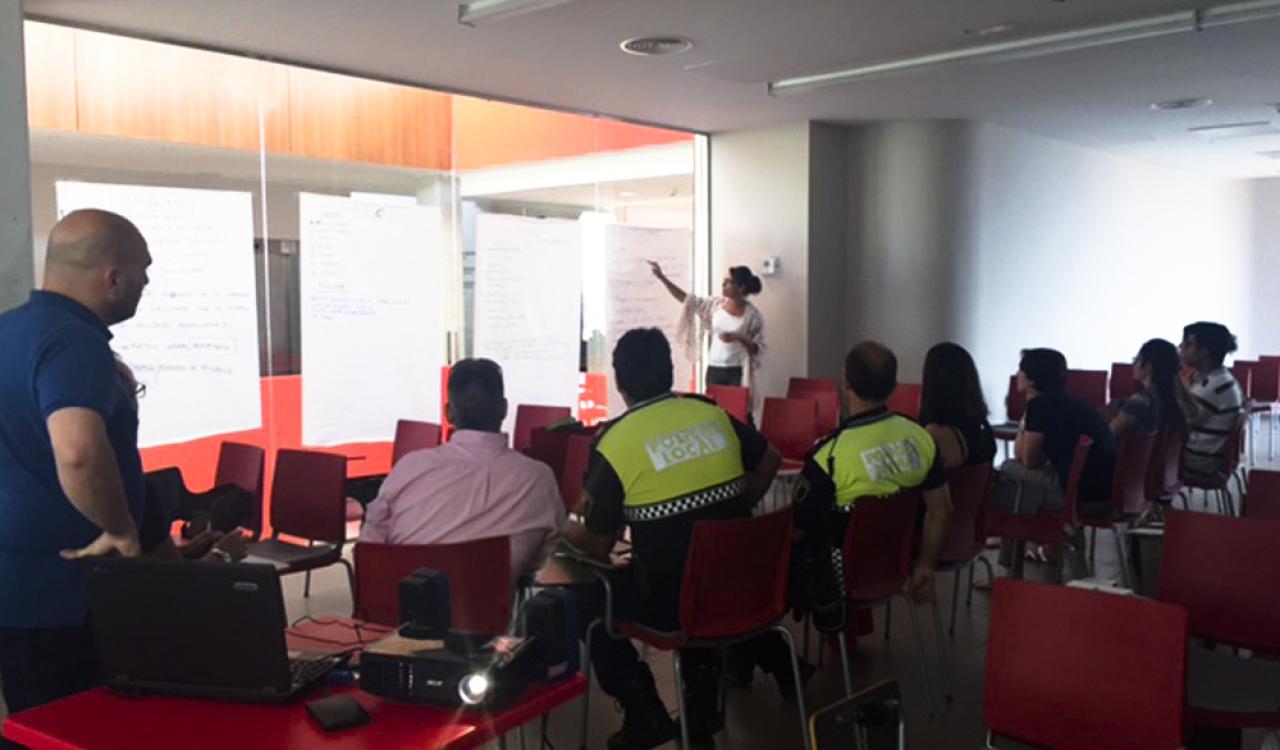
[289,657,334,687]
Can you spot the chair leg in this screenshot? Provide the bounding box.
[949,569,961,636]
[929,597,953,702]
[773,624,814,750]
[975,556,995,592]
[1010,540,1026,580]
[339,558,356,616]
[672,651,691,750]
[1112,525,1131,590]
[1087,527,1097,567]
[965,562,976,608]
[836,625,853,696]
[900,593,937,717]
[580,620,599,750]
[303,539,316,598]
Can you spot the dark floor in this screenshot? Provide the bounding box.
[2,473,1275,748]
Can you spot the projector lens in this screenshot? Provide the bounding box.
[459,672,490,706]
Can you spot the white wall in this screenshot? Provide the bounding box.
[1247,177,1280,356]
[962,122,1253,416]
[710,124,811,409]
[1,1,33,311]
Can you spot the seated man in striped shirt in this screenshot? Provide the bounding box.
[1176,322,1244,484]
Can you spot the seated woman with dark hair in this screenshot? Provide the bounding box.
[994,348,1117,576]
[919,342,996,469]
[1111,338,1183,439]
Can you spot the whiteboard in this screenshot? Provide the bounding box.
[55,181,262,447]
[473,214,582,435]
[604,226,694,416]
[299,193,444,445]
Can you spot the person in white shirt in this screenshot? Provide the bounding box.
[649,262,765,397]
[1175,321,1244,484]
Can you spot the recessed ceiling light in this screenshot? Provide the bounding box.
[962,22,1017,37]
[620,36,694,57]
[1150,98,1213,111]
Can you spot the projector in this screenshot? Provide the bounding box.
[360,631,535,710]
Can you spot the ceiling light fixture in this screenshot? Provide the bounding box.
[1150,97,1214,111]
[457,0,581,26]
[768,0,1280,95]
[620,36,695,56]
[1189,120,1280,140]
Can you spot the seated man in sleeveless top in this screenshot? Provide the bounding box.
[563,328,781,750]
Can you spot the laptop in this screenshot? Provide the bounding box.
[86,558,344,703]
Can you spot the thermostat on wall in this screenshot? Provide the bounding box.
[761,256,780,276]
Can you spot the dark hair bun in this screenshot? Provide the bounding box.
[729,266,763,297]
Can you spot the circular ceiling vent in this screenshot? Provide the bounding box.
[620,36,694,57]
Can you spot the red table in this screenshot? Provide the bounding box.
[3,675,586,750]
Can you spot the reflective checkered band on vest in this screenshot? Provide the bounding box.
[623,478,746,522]
[829,546,847,598]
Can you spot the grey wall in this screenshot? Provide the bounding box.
[710,124,811,409]
[1248,177,1280,356]
[1,1,34,310]
[806,123,849,384]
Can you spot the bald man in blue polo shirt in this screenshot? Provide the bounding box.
[0,209,158,714]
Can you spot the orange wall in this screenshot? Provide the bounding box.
[24,21,694,172]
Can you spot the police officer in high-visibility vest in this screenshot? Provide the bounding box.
[793,341,954,631]
[563,328,781,750]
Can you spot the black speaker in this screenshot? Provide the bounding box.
[399,568,450,640]
[520,589,579,681]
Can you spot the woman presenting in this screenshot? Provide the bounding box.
[648,261,765,390]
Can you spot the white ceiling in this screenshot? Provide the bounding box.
[23,0,1280,178]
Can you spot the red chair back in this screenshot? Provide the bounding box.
[559,434,593,514]
[705,384,750,423]
[214,441,265,536]
[391,419,441,466]
[1159,510,1280,651]
[987,437,1091,545]
[269,449,347,543]
[679,506,793,639]
[513,404,572,454]
[1231,360,1255,400]
[1255,356,1280,403]
[1109,432,1156,517]
[840,491,921,602]
[937,463,993,564]
[1145,425,1185,502]
[797,391,840,436]
[1066,369,1108,410]
[353,538,512,632]
[985,579,1187,750]
[1005,375,1025,422]
[760,397,818,461]
[886,383,922,422]
[1109,362,1137,401]
[1244,468,1280,521]
[527,427,570,478]
[787,377,838,397]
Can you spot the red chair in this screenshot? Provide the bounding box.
[1079,433,1155,589]
[213,441,265,540]
[1244,468,1280,520]
[706,384,750,423]
[1004,375,1025,423]
[1253,356,1280,405]
[985,579,1188,750]
[558,433,592,515]
[886,383,921,422]
[797,390,840,437]
[761,397,819,465]
[1109,362,1138,402]
[834,491,940,715]
[1066,369,1109,411]
[985,436,1092,581]
[1146,424,1185,505]
[935,463,994,635]
[513,404,572,454]
[1159,511,1280,732]
[245,449,354,605]
[391,419,442,466]
[1231,360,1256,401]
[527,427,571,478]
[585,507,810,750]
[787,377,838,396]
[1180,412,1248,516]
[353,538,512,632]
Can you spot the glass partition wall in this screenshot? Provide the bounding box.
[24,21,705,533]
